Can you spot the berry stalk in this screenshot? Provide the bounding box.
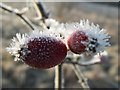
[55,64,63,90]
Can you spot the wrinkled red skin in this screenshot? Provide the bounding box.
[23,37,67,69]
[67,31,88,54]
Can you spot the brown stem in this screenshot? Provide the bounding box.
[55,64,62,90]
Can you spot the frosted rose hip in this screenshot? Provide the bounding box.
[23,37,67,69]
[66,19,111,55]
[6,30,67,69]
[67,31,88,54]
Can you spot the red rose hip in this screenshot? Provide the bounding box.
[20,37,67,69]
[67,30,88,54]
[66,20,111,54]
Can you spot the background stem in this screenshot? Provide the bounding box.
[0,3,36,30]
[33,0,49,21]
[73,64,90,89]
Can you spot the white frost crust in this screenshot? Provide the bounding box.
[45,18,59,28]
[6,33,29,61]
[40,18,60,29]
[28,25,66,43]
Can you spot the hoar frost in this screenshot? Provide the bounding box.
[65,19,111,55]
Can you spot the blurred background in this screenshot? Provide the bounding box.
[1,2,119,88]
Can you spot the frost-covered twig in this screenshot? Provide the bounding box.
[64,51,108,66]
[0,3,36,30]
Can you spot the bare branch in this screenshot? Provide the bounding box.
[0,3,36,30]
[33,0,49,21]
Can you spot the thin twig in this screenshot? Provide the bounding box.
[71,55,90,89]
[73,64,90,89]
[33,0,50,29]
[0,3,36,30]
[63,59,100,66]
[33,0,49,22]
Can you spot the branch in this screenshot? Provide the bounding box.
[33,0,49,21]
[63,59,100,66]
[0,3,36,30]
[69,55,90,89]
[72,64,90,89]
